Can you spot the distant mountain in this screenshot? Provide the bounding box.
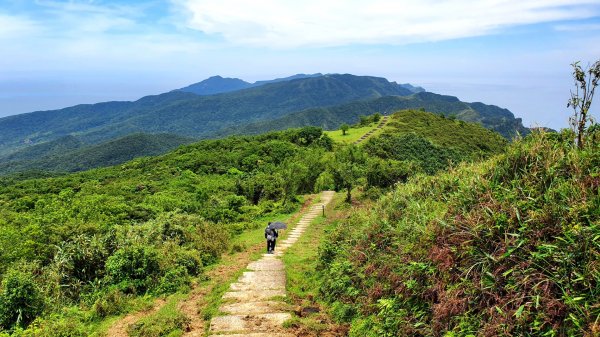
[216,92,528,139]
[399,83,426,93]
[0,73,529,175]
[178,76,251,95]
[0,133,194,175]
[0,74,414,156]
[0,135,84,163]
[178,73,322,95]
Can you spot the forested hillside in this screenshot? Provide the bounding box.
[0,75,412,156]
[0,133,194,175]
[0,127,332,335]
[222,92,528,139]
[0,74,527,175]
[0,111,507,335]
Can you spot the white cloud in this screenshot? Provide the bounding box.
[176,0,600,47]
[0,14,39,39]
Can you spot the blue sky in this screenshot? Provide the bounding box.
[1,0,599,130]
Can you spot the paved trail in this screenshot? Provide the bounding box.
[207,191,335,337]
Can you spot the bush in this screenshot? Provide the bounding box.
[16,311,90,337]
[51,234,109,300]
[105,245,160,293]
[155,267,190,295]
[0,270,45,330]
[91,288,129,319]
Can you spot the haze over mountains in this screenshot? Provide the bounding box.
[0,73,528,175]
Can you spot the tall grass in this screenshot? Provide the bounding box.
[318,130,600,336]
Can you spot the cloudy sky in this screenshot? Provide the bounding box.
[1,0,599,130]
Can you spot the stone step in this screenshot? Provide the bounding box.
[247,260,285,271]
[209,313,291,333]
[239,271,285,283]
[219,301,289,315]
[230,280,285,291]
[223,289,286,301]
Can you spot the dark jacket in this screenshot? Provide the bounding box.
[264,226,278,240]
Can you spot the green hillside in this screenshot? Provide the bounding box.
[0,133,195,175]
[0,74,528,173]
[0,127,334,335]
[362,110,507,174]
[0,111,508,335]
[318,130,600,336]
[220,93,528,139]
[0,136,84,163]
[0,75,412,156]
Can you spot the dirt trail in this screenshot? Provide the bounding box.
[206,191,335,337]
[104,298,166,337]
[353,115,389,145]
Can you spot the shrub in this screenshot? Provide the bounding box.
[155,267,190,295]
[0,270,45,330]
[91,288,129,319]
[105,245,160,293]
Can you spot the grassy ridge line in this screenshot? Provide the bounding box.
[325,118,390,145]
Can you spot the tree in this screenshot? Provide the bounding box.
[568,60,600,149]
[278,159,308,205]
[0,269,45,330]
[329,145,367,202]
[373,113,382,123]
[359,115,369,126]
[340,123,349,136]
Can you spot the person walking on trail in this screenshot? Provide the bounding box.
[265,222,279,254]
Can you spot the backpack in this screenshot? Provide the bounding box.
[265,226,276,241]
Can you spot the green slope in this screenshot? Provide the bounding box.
[0,75,412,156]
[219,93,528,139]
[362,110,507,174]
[0,133,195,175]
[0,110,511,334]
[318,131,600,336]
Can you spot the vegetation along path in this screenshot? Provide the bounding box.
[207,191,335,337]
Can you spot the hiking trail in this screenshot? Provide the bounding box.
[206,190,335,337]
[353,115,389,145]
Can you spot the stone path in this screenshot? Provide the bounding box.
[208,191,335,337]
[353,115,389,145]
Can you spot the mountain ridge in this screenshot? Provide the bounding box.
[0,74,414,155]
[0,73,528,173]
[177,73,324,95]
[216,92,528,139]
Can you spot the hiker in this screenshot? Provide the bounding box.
[265,222,279,254]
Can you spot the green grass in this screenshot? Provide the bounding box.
[324,122,389,144]
[282,192,345,334]
[126,295,189,337]
[87,200,307,337]
[318,131,600,336]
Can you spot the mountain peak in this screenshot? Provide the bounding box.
[178,73,325,96]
